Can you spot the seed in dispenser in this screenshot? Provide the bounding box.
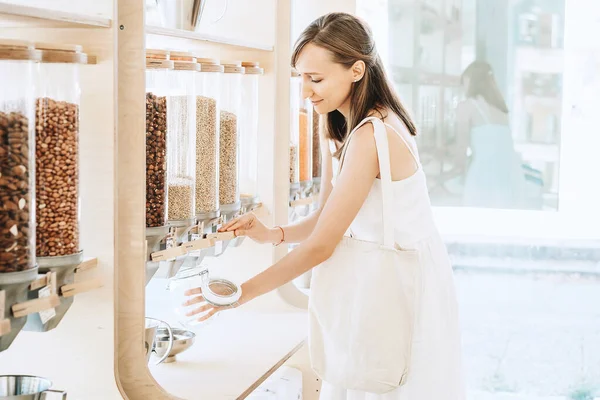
[219,110,238,206]
[168,179,194,221]
[312,109,322,178]
[289,144,298,183]
[195,96,218,214]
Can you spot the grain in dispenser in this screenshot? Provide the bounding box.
[0,40,41,351]
[219,62,245,218]
[194,58,223,224]
[166,51,197,228]
[239,61,264,211]
[312,108,322,185]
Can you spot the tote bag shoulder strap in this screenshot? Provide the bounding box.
[371,118,395,248]
[338,116,395,248]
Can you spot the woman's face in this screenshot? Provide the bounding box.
[294,43,356,115]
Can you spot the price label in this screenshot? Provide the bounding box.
[214,241,223,255]
[38,286,56,324]
[165,231,175,248]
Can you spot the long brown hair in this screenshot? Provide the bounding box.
[461,61,509,113]
[291,13,417,158]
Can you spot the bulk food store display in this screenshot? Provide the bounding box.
[289,70,321,223]
[0,2,346,398]
[143,54,267,376]
[288,69,322,290]
[140,54,270,386]
[0,40,101,353]
[145,52,266,278]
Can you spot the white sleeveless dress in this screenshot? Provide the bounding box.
[320,118,466,400]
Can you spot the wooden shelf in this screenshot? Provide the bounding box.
[146,25,274,52]
[0,2,111,28]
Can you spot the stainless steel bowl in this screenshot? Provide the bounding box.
[0,375,65,399]
[153,327,195,363]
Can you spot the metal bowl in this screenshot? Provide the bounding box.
[0,375,66,399]
[153,327,195,363]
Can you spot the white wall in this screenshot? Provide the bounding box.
[195,0,276,47]
[291,0,356,44]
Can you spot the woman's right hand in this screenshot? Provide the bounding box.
[218,212,281,245]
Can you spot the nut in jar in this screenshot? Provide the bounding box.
[0,111,32,272]
[0,40,40,273]
[35,98,80,257]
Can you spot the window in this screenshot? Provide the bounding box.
[358,0,600,398]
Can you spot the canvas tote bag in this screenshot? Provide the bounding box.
[308,117,421,394]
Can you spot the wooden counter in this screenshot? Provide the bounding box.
[146,276,307,399]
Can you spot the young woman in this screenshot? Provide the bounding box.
[456,61,530,209]
[185,13,466,399]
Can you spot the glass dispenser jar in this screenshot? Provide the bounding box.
[34,43,86,259]
[219,62,245,216]
[167,265,242,329]
[289,70,301,190]
[0,40,41,273]
[145,50,172,228]
[312,109,322,184]
[194,58,224,221]
[239,61,264,210]
[23,43,87,333]
[167,51,197,226]
[299,98,313,190]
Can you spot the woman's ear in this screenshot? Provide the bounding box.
[351,60,366,82]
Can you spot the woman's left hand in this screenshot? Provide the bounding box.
[182,287,235,322]
[183,285,252,322]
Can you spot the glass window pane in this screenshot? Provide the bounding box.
[357,0,600,398]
